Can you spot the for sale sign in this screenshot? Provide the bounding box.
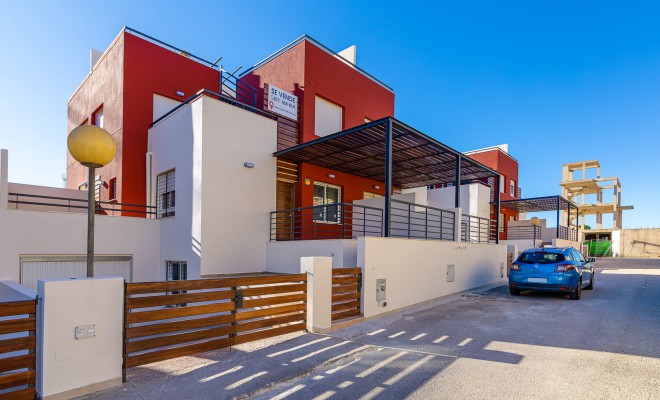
[267,84,298,121]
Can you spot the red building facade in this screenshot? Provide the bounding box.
[465,146,520,239]
[67,30,219,206]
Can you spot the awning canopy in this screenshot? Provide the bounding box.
[273,117,499,189]
[501,195,579,213]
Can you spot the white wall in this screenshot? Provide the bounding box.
[37,277,123,399]
[149,96,278,277]
[499,239,543,251]
[426,183,490,218]
[358,237,506,318]
[267,239,357,273]
[0,209,161,283]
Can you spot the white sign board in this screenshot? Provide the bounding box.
[267,84,298,120]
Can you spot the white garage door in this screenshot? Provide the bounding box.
[20,255,132,290]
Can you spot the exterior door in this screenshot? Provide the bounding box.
[276,180,295,240]
[20,255,132,290]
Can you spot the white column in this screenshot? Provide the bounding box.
[300,257,332,333]
[448,207,463,242]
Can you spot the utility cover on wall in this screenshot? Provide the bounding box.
[447,264,456,282]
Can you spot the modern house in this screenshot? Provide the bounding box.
[1,27,511,290]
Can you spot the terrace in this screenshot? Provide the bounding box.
[271,117,501,244]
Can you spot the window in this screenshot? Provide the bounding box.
[314,96,343,137]
[166,261,187,281]
[499,212,505,232]
[157,170,176,218]
[166,261,187,303]
[93,107,104,129]
[363,191,382,199]
[499,175,505,193]
[510,180,516,197]
[109,178,117,201]
[313,182,341,223]
[78,182,88,191]
[517,252,565,264]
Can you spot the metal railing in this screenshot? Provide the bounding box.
[7,192,157,218]
[461,214,497,243]
[558,225,579,242]
[221,69,258,107]
[389,199,455,241]
[270,203,384,241]
[506,225,541,240]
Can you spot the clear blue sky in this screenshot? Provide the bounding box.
[1,1,658,228]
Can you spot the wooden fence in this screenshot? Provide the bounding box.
[331,268,362,322]
[0,299,37,400]
[124,274,307,369]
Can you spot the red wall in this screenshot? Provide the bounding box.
[122,33,220,206]
[467,149,520,239]
[301,41,394,143]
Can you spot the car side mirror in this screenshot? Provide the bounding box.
[588,257,596,263]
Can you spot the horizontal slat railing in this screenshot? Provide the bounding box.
[270,203,384,241]
[124,274,307,369]
[506,225,541,240]
[0,299,37,400]
[7,192,157,218]
[331,268,362,322]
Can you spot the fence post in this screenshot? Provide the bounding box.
[300,257,332,333]
[449,207,462,242]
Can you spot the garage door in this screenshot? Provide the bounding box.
[19,255,133,290]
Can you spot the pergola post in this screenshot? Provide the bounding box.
[556,197,560,238]
[384,118,393,237]
[495,175,500,244]
[455,155,461,208]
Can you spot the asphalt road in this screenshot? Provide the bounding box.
[84,258,660,400]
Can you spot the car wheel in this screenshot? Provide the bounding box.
[569,279,582,300]
[585,274,594,290]
[510,287,521,296]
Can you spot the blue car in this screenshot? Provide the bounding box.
[509,247,595,300]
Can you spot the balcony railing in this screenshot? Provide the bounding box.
[269,202,383,241]
[269,200,456,242]
[506,225,542,240]
[558,225,579,242]
[390,199,455,241]
[7,192,157,218]
[461,214,497,243]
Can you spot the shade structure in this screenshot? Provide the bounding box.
[500,195,578,213]
[274,117,499,189]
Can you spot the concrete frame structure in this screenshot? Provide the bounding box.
[560,160,633,239]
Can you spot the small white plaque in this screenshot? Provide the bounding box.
[75,324,96,340]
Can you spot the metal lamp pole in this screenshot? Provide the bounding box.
[67,125,116,278]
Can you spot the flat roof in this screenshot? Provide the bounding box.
[274,117,499,189]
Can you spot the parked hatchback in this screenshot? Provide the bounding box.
[509,247,595,300]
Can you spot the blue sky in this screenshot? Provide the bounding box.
[0,1,658,228]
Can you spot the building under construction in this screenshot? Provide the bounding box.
[560,160,633,241]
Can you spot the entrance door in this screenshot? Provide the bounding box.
[276,180,295,240]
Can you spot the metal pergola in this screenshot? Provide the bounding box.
[273,117,501,240]
[501,195,579,237]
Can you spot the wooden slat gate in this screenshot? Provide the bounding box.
[0,299,37,400]
[124,274,307,371]
[331,268,363,322]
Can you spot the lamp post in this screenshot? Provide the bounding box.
[67,125,116,278]
[530,217,540,249]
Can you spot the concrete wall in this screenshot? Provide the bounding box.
[427,183,490,219]
[553,238,581,249]
[499,239,543,251]
[149,95,278,277]
[358,237,506,318]
[267,239,357,273]
[614,228,660,258]
[37,277,123,399]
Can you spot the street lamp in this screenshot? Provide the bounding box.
[530,217,540,248]
[67,125,116,278]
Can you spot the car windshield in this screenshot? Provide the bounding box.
[518,252,565,264]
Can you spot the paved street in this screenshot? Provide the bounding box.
[84,258,660,400]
